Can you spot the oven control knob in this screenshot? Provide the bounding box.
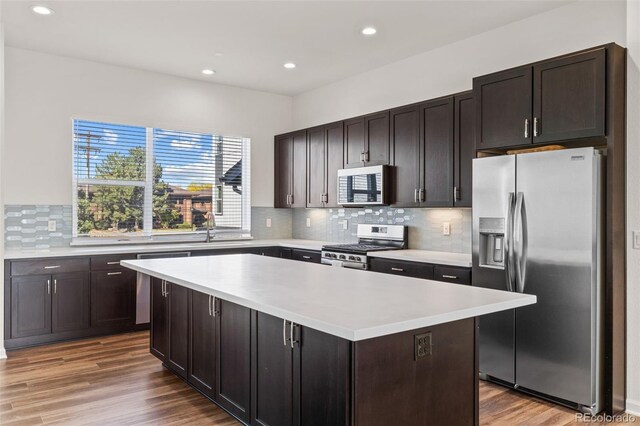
[324,253,331,258]
[339,255,346,260]
[331,253,337,258]
[355,256,361,261]
[348,256,355,261]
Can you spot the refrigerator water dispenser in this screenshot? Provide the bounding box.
[479,217,505,268]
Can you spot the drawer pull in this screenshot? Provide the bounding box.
[302,256,311,260]
[44,265,60,269]
[106,261,120,265]
[391,267,405,272]
[442,275,458,279]
[107,272,122,276]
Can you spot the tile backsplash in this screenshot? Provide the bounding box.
[5,205,471,254]
[291,207,471,253]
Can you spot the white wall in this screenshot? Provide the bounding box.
[292,1,626,128]
[626,0,640,416]
[4,48,293,207]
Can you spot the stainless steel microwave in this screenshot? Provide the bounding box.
[337,165,389,206]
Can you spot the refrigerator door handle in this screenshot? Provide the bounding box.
[504,192,516,292]
[514,192,528,293]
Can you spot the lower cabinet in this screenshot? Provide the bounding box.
[90,269,136,329]
[216,299,252,423]
[10,272,90,339]
[251,311,351,426]
[370,257,471,285]
[291,249,321,263]
[188,290,217,400]
[150,277,169,360]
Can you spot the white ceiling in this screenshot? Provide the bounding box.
[2,1,572,95]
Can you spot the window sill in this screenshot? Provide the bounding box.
[70,232,253,247]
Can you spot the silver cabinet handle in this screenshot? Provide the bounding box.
[524,118,529,138]
[442,275,458,279]
[302,255,311,260]
[453,187,460,201]
[363,151,369,162]
[47,279,51,294]
[107,272,122,276]
[290,322,297,348]
[44,265,60,269]
[53,279,57,294]
[208,295,212,316]
[212,296,218,317]
[283,319,289,346]
[290,194,294,205]
[106,261,120,265]
[533,117,539,137]
[161,280,165,297]
[391,267,404,272]
[414,188,418,203]
[420,188,425,203]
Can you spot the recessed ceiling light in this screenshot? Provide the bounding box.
[31,5,54,15]
[284,62,296,69]
[362,26,377,36]
[201,69,216,75]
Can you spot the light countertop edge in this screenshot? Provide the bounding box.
[121,256,535,342]
[368,249,472,267]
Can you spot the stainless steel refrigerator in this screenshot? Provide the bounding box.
[472,147,603,414]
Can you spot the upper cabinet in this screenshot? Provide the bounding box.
[454,92,474,207]
[344,112,390,168]
[390,104,421,207]
[421,96,455,207]
[307,122,344,208]
[274,131,306,208]
[474,48,605,150]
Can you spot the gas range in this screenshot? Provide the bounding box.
[321,224,407,270]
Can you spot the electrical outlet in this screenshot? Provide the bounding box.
[306,217,311,228]
[414,332,432,360]
[265,218,272,228]
[442,222,451,236]
[634,230,640,249]
[48,220,56,232]
[343,221,348,230]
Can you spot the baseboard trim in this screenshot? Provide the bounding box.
[0,347,6,360]
[626,399,640,416]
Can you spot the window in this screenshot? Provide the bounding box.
[72,119,251,243]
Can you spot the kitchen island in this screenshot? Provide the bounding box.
[122,254,535,426]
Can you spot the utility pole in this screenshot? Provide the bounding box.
[75,131,101,196]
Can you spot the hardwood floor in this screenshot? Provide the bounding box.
[0,331,635,425]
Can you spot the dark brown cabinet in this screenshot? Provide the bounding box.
[433,265,472,285]
[150,277,169,360]
[532,48,605,144]
[474,48,605,150]
[275,131,307,208]
[52,272,90,333]
[10,271,90,339]
[291,249,321,263]
[390,104,421,207]
[454,92,474,207]
[189,290,217,399]
[10,275,51,339]
[252,312,294,426]
[370,257,472,285]
[217,299,252,423]
[90,269,136,329]
[252,313,351,426]
[307,122,344,207]
[421,97,455,207]
[343,112,390,168]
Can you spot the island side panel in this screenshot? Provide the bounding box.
[352,318,478,426]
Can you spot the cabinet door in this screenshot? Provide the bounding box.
[217,299,252,423]
[291,249,321,263]
[390,104,421,207]
[364,111,390,166]
[256,247,282,258]
[474,66,533,149]
[274,134,293,208]
[325,122,344,207]
[10,275,51,338]
[90,269,136,328]
[150,277,169,361]
[454,92,474,207]
[533,48,605,144]
[294,326,351,426]
[252,312,294,426]
[306,126,326,208]
[189,290,216,399]
[291,131,307,208]
[167,282,189,378]
[52,272,90,333]
[344,117,365,168]
[422,97,455,207]
[369,257,435,280]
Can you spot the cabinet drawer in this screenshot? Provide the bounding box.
[11,258,90,276]
[433,266,471,285]
[369,258,434,280]
[90,254,137,271]
[291,249,321,263]
[255,247,282,258]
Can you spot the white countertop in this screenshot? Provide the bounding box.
[368,249,473,268]
[3,239,330,260]
[122,255,535,341]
